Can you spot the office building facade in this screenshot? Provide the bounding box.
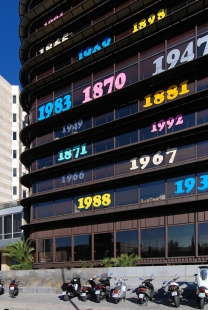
[19,0,208,268]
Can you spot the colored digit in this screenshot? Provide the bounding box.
[179,80,189,95]
[140,155,150,169]
[198,175,208,191]
[166,117,175,129]
[93,195,102,207]
[151,122,158,132]
[102,194,111,206]
[64,148,72,160]
[154,90,165,104]
[132,22,139,33]
[148,14,156,24]
[62,94,72,111]
[83,86,92,103]
[166,85,178,100]
[45,102,53,118]
[54,97,63,114]
[93,82,103,99]
[58,150,64,161]
[77,198,85,209]
[157,9,166,20]
[115,73,126,90]
[130,158,138,170]
[84,196,93,209]
[80,143,87,155]
[157,120,166,131]
[175,114,183,125]
[38,105,46,121]
[139,19,146,29]
[184,177,195,193]
[143,94,153,108]
[174,180,185,194]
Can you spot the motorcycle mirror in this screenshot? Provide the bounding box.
[67,277,71,280]
[109,273,113,276]
[95,274,99,278]
[163,281,166,284]
[139,278,143,280]
[151,273,154,277]
[114,277,117,280]
[78,273,82,277]
[83,278,86,280]
[174,274,178,277]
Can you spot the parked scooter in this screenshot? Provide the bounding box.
[194,266,208,309]
[0,276,4,295]
[61,274,81,301]
[80,276,97,301]
[9,275,19,298]
[163,274,183,308]
[137,273,154,305]
[94,273,112,303]
[112,277,128,304]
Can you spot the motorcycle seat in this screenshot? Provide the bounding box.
[115,286,122,290]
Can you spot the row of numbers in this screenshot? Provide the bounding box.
[153,34,208,75]
[39,32,70,54]
[58,143,87,161]
[61,171,84,183]
[130,148,177,170]
[77,194,111,209]
[132,9,166,33]
[82,73,126,103]
[143,80,189,108]
[38,94,71,121]
[175,175,208,194]
[151,115,183,132]
[62,119,83,134]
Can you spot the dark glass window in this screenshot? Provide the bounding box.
[13,186,17,195]
[13,114,17,122]
[13,213,22,238]
[37,156,53,169]
[73,169,92,185]
[174,144,195,163]
[4,215,12,239]
[167,174,195,199]
[116,230,138,256]
[94,233,114,260]
[13,150,17,158]
[115,159,131,176]
[37,201,53,218]
[168,224,195,257]
[197,108,208,125]
[197,171,208,194]
[23,190,26,199]
[140,180,165,202]
[55,237,72,262]
[117,64,138,86]
[169,113,195,133]
[198,223,208,255]
[54,198,73,216]
[13,168,17,177]
[13,132,17,140]
[197,140,208,158]
[93,138,114,154]
[116,102,138,119]
[116,130,138,148]
[38,239,53,263]
[93,164,114,181]
[37,179,53,193]
[13,95,16,103]
[74,235,92,261]
[94,111,114,127]
[140,123,164,141]
[115,185,138,206]
[0,216,2,239]
[141,228,165,258]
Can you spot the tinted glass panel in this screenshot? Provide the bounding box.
[116,130,138,147]
[54,198,73,216]
[93,138,114,154]
[94,233,114,260]
[115,185,138,206]
[168,225,195,257]
[116,102,138,119]
[37,201,53,218]
[55,237,71,262]
[74,235,92,261]
[94,111,114,127]
[93,164,114,181]
[116,230,138,256]
[140,180,165,202]
[38,239,53,263]
[167,174,195,199]
[141,228,165,258]
[197,109,208,125]
[198,223,208,255]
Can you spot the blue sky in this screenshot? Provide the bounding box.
[0,1,21,86]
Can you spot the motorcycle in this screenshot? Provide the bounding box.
[94,273,112,303]
[137,273,154,305]
[194,266,208,309]
[163,274,183,308]
[0,276,4,295]
[80,276,97,301]
[112,276,128,304]
[9,275,19,298]
[61,274,81,301]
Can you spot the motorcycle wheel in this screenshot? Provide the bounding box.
[173,296,180,308]
[96,295,101,303]
[114,299,119,304]
[63,295,69,301]
[80,296,87,302]
[198,298,204,309]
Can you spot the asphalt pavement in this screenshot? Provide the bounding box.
[0,291,199,310]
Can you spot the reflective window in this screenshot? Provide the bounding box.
[116,102,138,119]
[116,230,138,256]
[93,138,114,154]
[37,201,53,218]
[116,130,138,147]
[167,174,195,199]
[4,215,12,239]
[55,237,71,262]
[74,235,92,261]
[94,111,114,127]
[37,179,53,193]
[13,213,22,238]
[93,164,114,181]
[13,95,16,104]
[54,198,73,216]
[37,156,53,169]
[115,159,131,176]
[140,180,165,202]
[197,140,208,157]
[94,233,114,260]
[198,223,208,255]
[38,239,53,263]
[197,171,208,194]
[197,108,208,125]
[115,185,138,206]
[168,224,195,257]
[141,228,165,258]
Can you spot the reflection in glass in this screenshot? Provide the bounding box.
[38,239,53,262]
[116,130,138,147]
[116,230,138,256]
[168,225,195,257]
[74,235,92,261]
[93,164,114,180]
[197,108,208,125]
[115,185,138,206]
[140,180,165,202]
[94,233,114,260]
[55,237,71,262]
[93,138,114,153]
[197,140,208,158]
[94,111,114,127]
[141,228,165,258]
[37,201,53,218]
[13,213,22,238]
[116,102,138,119]
[4,215,12,239]
[198,223,208,255]
[54,198,73,216]
[37,156,53,169]
[115,159,131,176]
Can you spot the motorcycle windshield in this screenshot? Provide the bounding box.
[197,267,208,288]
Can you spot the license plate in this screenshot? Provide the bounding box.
[171,291,177,296]
[10,287,14,290]
[62,291,66,295]
[198,292,205,298]
[139,294,144,298]
[95,290,100,294]
[81,293,86,296]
